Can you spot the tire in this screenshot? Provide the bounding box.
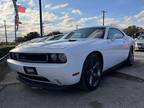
[126,47,134,66]
[80,53,102,91]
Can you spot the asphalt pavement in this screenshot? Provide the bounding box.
[0,51,144,108]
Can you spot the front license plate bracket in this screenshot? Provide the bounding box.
[23,66,38,75]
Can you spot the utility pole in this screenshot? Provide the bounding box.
[39,0,43,37]
[102,10,107,26]
[76,25,79,30]
[4,20,8,46]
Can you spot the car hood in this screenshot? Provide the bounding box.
[16,39,102,49]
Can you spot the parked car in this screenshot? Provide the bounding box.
[7,26,134,91]
[135,35,144,50]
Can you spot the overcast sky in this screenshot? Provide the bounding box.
[0,0,144,42]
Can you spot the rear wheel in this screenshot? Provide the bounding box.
[80,53,102,91]
[126,47,134,66]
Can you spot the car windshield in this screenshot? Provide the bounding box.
[65,28,105,39]
[138,36,144,40]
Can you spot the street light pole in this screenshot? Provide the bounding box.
[39,0,43,37]
[4,20,8,46]
[102,10,107,26]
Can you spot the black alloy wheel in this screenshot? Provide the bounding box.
[80,53,102,91]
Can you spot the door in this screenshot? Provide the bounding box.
[104,28,126,69]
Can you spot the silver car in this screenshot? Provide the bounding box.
[135,36,144,50]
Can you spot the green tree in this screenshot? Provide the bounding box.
[47,31,63,36]
[16,37,26,43]
[15,32,40,43]
[123,25,143,38]
[24,32,40,41]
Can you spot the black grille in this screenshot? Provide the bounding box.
[138,43,143,46]
[19,53,47,63]
[9,52,67,63]
[10,53,48,63]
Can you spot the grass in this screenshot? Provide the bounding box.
[0,46,15,58]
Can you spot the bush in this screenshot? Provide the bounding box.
[47,31,63,36]
[15,32,40,43]
[0,46,15,58]
[25,32,40,41]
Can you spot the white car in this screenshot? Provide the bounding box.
[7,26,134,91]
[135,35,144,50]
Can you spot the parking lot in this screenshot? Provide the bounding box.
[0,51,144,108]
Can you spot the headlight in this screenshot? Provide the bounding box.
[9,53,12,59]
[58,54,67,63]
[9,53,19,60]
[50,53,57,62]
[15,53,19,60]
[49,53,67,63]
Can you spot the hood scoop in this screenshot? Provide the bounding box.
[68,39,77,42]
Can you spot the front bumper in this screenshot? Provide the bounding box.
[17,72,68,89]
[7,59,81,86]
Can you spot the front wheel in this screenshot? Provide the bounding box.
[80,53,102,91]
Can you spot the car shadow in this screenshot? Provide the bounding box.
[23,83,89,95]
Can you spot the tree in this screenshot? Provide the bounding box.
[47,31,63,36]
[24,32,40,41]
[15,37,26,43]
[15,32,40,43]
[123,25,144,38]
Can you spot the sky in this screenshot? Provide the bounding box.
[0,0,144,42]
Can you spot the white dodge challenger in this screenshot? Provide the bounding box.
[7,26,134,91]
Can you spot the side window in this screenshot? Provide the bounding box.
[107,28,124,39]
[89,28,105,38]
